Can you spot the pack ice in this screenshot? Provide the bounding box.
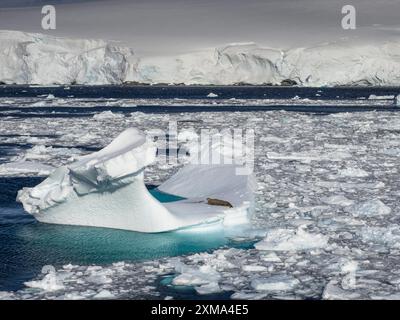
[3,30,400,86]
[17,128,255,233]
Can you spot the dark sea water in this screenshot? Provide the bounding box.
[0,85,399,293]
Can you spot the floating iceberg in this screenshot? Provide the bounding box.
[17,128,255,233]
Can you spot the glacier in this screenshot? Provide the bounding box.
[2,30,400,86]
[17,127,255,233]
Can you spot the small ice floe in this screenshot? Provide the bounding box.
[93,111,124,120]
[0,161,54,176]
[254,226,329,251]
[345,200,391,217]
[261,252,281,263]
[172,260,221,295]
[25,271,65,292]
[361,226,400,248]
[242,265,268,272]
[322,195,354,206]
[93,290,115,299]
[322,280,361,300]
[368,94,395,100]
[17,127,255,233]
[46,94,55,99]
[207,92,218,98]
[396,94,400,106]
[251,275,300,292]
[339,167,369,178]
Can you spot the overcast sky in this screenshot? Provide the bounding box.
[1,0,399,55]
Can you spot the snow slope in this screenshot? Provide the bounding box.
[2,30,400,86]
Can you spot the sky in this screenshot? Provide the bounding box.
[0,0,399,55]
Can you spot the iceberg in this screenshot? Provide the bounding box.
[3,30,400,86]
[17,128,255,233]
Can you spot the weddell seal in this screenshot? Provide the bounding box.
[206,198,233,208]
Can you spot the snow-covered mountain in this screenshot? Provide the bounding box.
[1,30,400,86]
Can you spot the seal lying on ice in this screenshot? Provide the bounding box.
[207,198,233,208]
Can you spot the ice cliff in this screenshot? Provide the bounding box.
[2,30,400,86]
[0,30,136,85]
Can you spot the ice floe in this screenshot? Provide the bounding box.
[254,227,329,251]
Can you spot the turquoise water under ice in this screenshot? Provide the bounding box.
[0,183,248,291]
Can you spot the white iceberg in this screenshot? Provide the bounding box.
[17,128,255,233]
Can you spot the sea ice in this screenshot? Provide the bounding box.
[251,275,300,292]
[254,227,329,251]
[345,200,391,217]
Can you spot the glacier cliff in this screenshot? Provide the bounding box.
[2,30,400,86]
[0,30,136,85]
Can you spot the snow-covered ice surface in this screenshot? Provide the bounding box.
[4,30,400,86]
[1,87,400,299]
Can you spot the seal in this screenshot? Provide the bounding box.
[207,198,233,208]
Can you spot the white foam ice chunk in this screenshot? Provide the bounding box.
[0,30,136,85]
[370,293,400,300]
[251,275,300,292]
[261,252,282,263]
[172,261,221,295]
[242,265,268,272]
[25,272,65,292]
[345,200,391,217]
[0,161,54,176]
[368,94,395,100]
[17,127,255,232]
[254,226,329,251]
[322,280,361,300]
[267,151,351,163]
[396,94,400,106]
[339,167,369,178]
[207,92,219,98]
[194,282,222,295]
[230,292,268,300]
[361,226,400,248]
[93,111,124,120]
[93,290,115,299]
[322,195,354,206]
[0,292,15,300]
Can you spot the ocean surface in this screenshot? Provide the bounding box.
[0,86,399,299]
